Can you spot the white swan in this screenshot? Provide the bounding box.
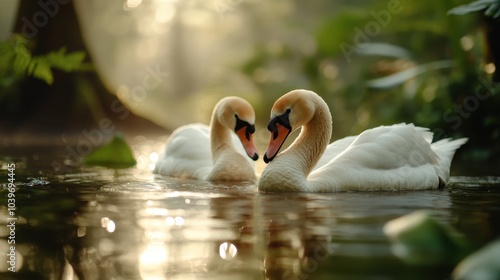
[154,96,259,181]
[258,89,468,192]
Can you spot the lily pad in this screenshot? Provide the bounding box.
[82,133,136,167]
[453,238,500,280]
[383,210,470,266]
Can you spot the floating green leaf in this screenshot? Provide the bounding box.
[453,239,500,280]
[82,133,137,168]
[383,210,470,266]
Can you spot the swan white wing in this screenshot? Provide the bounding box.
[154,123,254,180]
[154,124,213,180]
[313,136,357,171]
[308,124,442,191]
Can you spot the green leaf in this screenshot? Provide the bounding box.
[45,48,86,72]
[355,42,412,59]
[31,60,54,85]
[485,2,500,16]
[453,239,500,280]
[448,0,500,18]
[0,34,88,85]
[12,45,32,75]
[366,60,454,89]
[82,133,137,168]
[384,210,470,266]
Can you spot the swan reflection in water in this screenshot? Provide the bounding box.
[79,180,453,279]
[2,167,499,279]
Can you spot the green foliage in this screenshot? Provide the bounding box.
[0,34,88,86]
[82,133,137,168]
[316,11,369,56]
[239,0,500,170]
[449,0,500,18]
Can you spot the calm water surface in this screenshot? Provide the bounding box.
[1,135,499,279]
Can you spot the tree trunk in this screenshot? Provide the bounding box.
[2,0,163,136]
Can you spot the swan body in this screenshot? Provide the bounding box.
[154,97,259,181]
[258,89,467,192]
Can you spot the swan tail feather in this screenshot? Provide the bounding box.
[432,137,468,183]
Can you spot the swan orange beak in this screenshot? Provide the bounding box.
[236,126,259,161]
[263,122,291,163]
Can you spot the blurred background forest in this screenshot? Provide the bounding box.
[0,0,499,175]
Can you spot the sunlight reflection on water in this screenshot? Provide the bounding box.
[0,135,499,279]
[219,242,238,260]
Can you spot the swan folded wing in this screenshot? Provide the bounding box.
[313,136,356,171]
[154,124,213,179]
[308,124,442,191]
[308,163,440,191]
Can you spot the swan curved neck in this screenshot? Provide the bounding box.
[296,104,332,173]
[260,99,332,190]
[210,113,233,162]
[208,110,256,181]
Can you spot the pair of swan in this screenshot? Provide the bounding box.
[154,90,467,191]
